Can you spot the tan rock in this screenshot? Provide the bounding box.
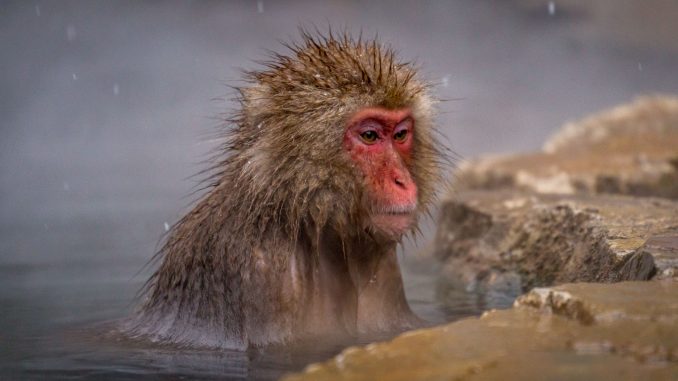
[457,96,678,199]
[283,280,678,381]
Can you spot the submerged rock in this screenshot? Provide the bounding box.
[457,96,678,199]
[283,280,678,381]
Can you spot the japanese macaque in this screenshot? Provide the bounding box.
[126,31,446,349]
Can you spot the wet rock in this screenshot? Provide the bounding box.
[457,96,678,199]
[434,190,678,299]
[283,280,678,381]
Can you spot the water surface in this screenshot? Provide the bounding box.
[0,211,486,380]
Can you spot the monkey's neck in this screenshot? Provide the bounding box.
[302,231,420,337]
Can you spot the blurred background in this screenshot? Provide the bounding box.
[2,1,678,379]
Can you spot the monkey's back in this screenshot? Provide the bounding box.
[128,190,306,349]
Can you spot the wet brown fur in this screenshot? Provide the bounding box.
[126,29,447,349]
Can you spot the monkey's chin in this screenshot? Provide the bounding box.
[370,212,415,241]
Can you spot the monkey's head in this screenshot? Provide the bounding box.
[343,106,419,240]
[225,30,446,245]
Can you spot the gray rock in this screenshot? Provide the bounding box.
[435,190,678,297]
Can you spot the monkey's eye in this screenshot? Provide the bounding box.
[360,130,379,144]
[393,130,408,142]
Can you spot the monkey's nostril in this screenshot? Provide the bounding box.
[394,177,406,188]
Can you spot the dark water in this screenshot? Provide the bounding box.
[2,1,678,380]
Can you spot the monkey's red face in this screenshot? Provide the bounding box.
[343,107,418,239]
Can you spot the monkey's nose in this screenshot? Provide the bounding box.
[391,174,417,202]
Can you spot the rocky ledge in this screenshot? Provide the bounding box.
[434,190,678,305]
[436,96,678,301]
[284,280,678,381]
[284,96,678,380]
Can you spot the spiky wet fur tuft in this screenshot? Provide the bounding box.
[127,30,448,348]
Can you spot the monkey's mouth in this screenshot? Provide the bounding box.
[371,205,417,237]
[377,204,417,215]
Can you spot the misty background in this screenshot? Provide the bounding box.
[2,0,678,379]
